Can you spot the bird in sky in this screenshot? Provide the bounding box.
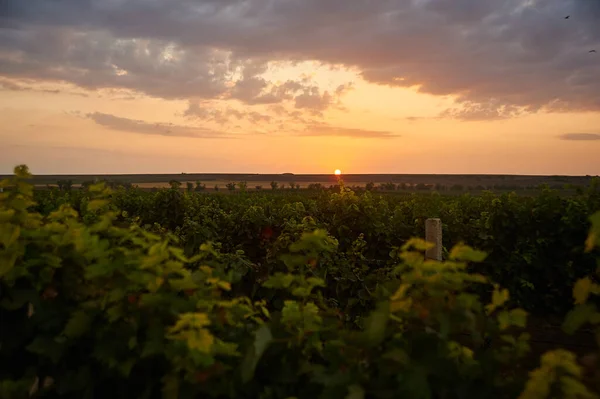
[562,15,596,54]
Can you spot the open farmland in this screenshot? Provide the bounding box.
[2,167,600,398]
[2,172,596,191]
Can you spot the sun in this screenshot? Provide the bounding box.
[334,169,342,176]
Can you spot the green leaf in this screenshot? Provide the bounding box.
[0,253,18,279]
[88,182,107,193]
[86,200,109,212]
[241,324,273,383]
[106,304,125,322]
[346,385,365,399]
[26,337,64,363]
[167,276,197,291]
[573,277,593,305]
[263,273,295,289]
[449,245,487,262]
[168,247,189,263]
[585,211,600,252]
[0,224,20,247]
[306,277,326,288]
[291,287,311,297]
[401,238,433,252]
[254,324,273,356]
[63,311,92,338]
[485,286,510,314]
[0,209,16,223]
[118,358,136,377]
[497,309,528,330]
[302,303,323,331]
[128,336,138,349]
[365,301,390,347]
[562,304,598,335]
[500,335,516,345]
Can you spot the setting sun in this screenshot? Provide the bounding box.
[334,169,342,175]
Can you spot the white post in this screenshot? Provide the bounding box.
[425,218,442,261]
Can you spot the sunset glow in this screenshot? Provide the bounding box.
[1,0,599,175]
[334,169,342,176]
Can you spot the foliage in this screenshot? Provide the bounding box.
[1,168,600,398]
[56,180,73,192]
[169,180,182,190]
[380,182,396,191]
[27,177,600,316]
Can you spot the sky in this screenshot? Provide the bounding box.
[0,0,599,175]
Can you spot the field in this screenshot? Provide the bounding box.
[2,172,596,192]
[1,166,600,398]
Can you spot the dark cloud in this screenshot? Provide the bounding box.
[294,90,332,115]
[183,102,230,124]
[440,102,526,121]
[87,112,229,138]
[300,124,399,139]
[0,78,89,96]
[0,28,231,100]
[228,72,346,114]
[1,0,600,117]
[559,133,600,141]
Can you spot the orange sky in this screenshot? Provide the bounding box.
[1,1,599,175]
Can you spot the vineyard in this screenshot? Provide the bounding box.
[1,165,600,398]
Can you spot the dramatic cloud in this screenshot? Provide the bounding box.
[87,112,228,138]
[228,74,346,114]
[0,29,232,99]
[559,133,600,141]
[1,0,600,118]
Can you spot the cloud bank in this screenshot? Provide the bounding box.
[1,0,599,119]
[559,133,600,141]
[87,112,228,138]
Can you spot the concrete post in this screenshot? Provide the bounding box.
[425,218,442,261]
